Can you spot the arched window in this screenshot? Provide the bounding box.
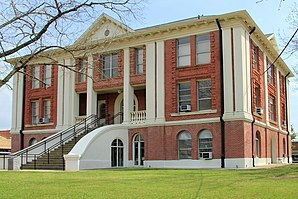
[198,130,213,159]
[111,139,124,167]
[29,138,37,146]
[178,131,192,159]
[256,131,261,158]
[134,134,144,166]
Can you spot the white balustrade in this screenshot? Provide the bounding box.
[130,111,146,124]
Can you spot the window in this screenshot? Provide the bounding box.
[196,34,210,64]
[29,138,37,146]
[282,103,286,125]
[103,53,118,79]
[178,82,191,111]
[134,134,144,166]
[32,65,40,89]
[43,100,51,121]
[198,79,212,111]
[44,65,52,87]
[283,138,286,156]
[79,93,87,116]
[255,84,260,108]
[267,63,274,85]
[111,139,124,167]
[256,132,261,158]
[280,75,285,94]
[198,130,213,159]
[79,59,87,83]
[178,131,192,159]
[253,44,259,70]
[177,37,190,67]
[269,96,275,121]
[32,101,39,124]
[136,48,144,74]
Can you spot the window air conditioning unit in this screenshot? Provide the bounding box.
[180,105,191,112]
[256,107,263,115]
[39,117,50,124]
[202,152,212,159]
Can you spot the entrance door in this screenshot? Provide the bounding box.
[111,139,124,167]
[271,136,277,164]
[98,100,106,125]
[134,134,144,166]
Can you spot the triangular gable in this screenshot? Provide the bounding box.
[266,33,279,53]
[74,13,134,45]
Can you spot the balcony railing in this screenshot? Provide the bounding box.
[130,110,146,124]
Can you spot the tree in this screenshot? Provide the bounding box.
[0,0,144,89]
[291,125,296,141]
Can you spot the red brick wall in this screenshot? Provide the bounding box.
[164,31,221,121]
[11,134,20,152]
[279,72,287,130]
[24,64,58,131]
[135,89,146,111]
[93,51,124,91]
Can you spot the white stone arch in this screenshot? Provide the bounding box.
[114,92,139,124]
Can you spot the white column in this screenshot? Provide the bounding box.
[63,58,76,127]
[264,55,269,125]
[123,48,134,124]
[56,59,65,129]
[232,26,252,120]
[222,28,234,120]
[11,73,18,132]
[156,41,165,123]
[146,42,156,123]
[16,71,24,132]
[286,78,290,130]
[86,54,97,116]
[276,69,281,128]
[245,31,252,114]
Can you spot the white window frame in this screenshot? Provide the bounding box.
[269,96,275,121]
[134,134,144,166]
[267,63,274,85]
[196,34,210,65]
[44,65,52,87]
[197,79,212,111]
[198,130,213,159]
[178,131,192,159]
[43,99,51,120]
[31,101,39,124]
[256,132,261,158]
[255,84,260,108]
[178,82,191,111]
[79,59,87,83]
[103,53,118,79]
[136,48,144,74]
[32,65,40,89]
[253,44,259,70]
[177,37,190,67]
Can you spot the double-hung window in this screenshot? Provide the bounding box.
[269,96,275,121]
[32,65,40,89]
[196,34,210,64]
[268,63,274,85]
[255,84,260,108]
[44,100,51,120]
[32,101,39,124]
[136,48,144,74]
[178,82,191,111]
[177,37,190,67]
[197,79,212,111]
[44,65,52,87]
[103,53,118,79]
[79,59,87,83]
[253,45,259,70]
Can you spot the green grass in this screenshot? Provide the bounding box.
[1,165,298,199]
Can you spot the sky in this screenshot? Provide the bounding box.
[0,0,297,133]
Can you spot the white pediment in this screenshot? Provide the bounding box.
[74,13,134,45]
[266,33,279,53]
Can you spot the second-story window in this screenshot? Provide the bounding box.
[44,65,52,88]
[253,44,259,71]
[280,75,285,94]
[103,53,118,79]
[32,65,40,89]
[43,99,51,121]
[79,59,87,83]
[267,63,274,85]
[269,96,275,121]
[198,79,212,111]
[177,37,190,67]
[196,34,210,65]
[136,48,144,74]
[255,84,260,108]
[31,101,39,124]
[178,82,191,112]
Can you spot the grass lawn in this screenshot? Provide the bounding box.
[0,164,298,199]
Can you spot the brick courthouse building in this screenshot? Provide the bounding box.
[9,10,294,170]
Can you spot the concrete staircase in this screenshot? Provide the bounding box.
[21,132,87,170]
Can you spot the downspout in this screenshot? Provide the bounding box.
[216,19,225,168]
[20,67,26,150]
[285,72,290,163]
[249,27,256,167]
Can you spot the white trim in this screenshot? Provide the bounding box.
[276,68,281,129]
[165,117,221,126]
[264,55,269,125]
[87,54,97,116]
[57,60,65,129]
[22,129,59,135]
[225,158,253,168]
[286,78,290,130]
[156,41,165,123]
[171,109,217,116]
[143,159,221,169]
